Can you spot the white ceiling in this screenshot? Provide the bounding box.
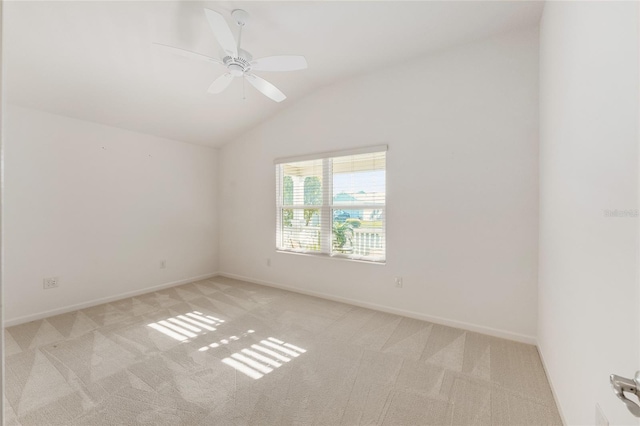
[5,1,544,147]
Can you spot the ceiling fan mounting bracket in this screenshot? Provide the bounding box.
[231,9,249,27]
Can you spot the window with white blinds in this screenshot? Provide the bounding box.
[275,146,386,262]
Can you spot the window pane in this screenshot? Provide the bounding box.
[283,176,293,206]
[332,209,385,259]
[281,159,323,206]
[281,208,321,252]
[277,148,385,262]
[333,152,385,207]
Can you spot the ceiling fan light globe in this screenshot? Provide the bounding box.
[228,64,244,76]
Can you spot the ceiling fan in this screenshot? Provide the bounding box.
[156,9,307,102]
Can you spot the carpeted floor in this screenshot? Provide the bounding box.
[4,276,562,425]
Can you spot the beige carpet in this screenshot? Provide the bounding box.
[4,276,562,425]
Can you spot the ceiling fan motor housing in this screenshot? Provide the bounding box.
[223,49,253,76]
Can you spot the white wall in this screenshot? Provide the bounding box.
[218,28,540,342]
[538,2,639,425]
[0,1,5,422]
[3,105,219,325]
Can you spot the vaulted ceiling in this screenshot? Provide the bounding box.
[5,1,544,147]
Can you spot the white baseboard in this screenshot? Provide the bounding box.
[536,343,567,425]
[4,272,219,327]
[216,271,537,345]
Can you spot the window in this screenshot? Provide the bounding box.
[275,146,386,262]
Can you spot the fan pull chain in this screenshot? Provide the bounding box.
[242,74,246,100]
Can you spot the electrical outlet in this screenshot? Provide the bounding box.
[394,277,403,288]
[160,260,167,269]
[43,277,59,290]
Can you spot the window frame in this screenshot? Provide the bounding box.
[275,146,387,263]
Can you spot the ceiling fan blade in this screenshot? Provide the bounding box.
[246,74,286,102]
[153,43,222,65]
[208,74,234,94]
[204,9,238,58]
[251,56,308,72]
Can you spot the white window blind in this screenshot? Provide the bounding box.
[276,148,386,262]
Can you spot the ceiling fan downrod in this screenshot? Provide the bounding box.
[232,9,249,53]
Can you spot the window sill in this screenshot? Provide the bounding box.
[275,249,386,265]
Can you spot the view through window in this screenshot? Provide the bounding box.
[276,147,386,262]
